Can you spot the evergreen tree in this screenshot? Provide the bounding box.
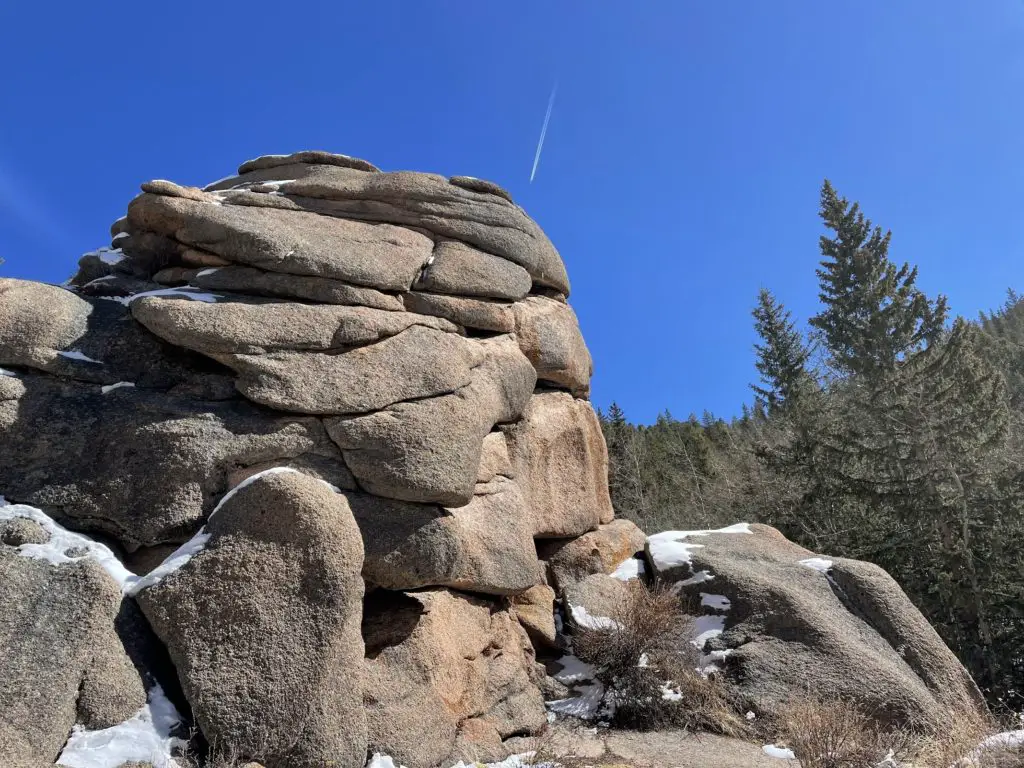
[810,180,948,379]
[751,288,812,413]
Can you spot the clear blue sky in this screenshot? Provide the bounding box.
[2,2,1021,423]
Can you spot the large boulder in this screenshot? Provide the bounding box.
[512,296,592,397]
[0,503,148,764]
[0,373,351,550]
[135,469,367,767]
[350,475,543,596]
[646,523,988,729]
[326,334,536,506]
[362,589,547,768]
[505,392,614,538]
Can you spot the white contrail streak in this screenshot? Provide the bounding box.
[530,82,558,183]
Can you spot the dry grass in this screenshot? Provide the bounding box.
[777,697,920,767]
[570,583,748,736]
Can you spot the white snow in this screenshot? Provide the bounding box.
[746,710,757,720]
[366,756,401,768]
[679,569,714,586]
[126,286,221,304]
[570,603,621,631]
[800,557,834,573]
[81,246,125,266]
[692,615,726,649]
[646,523,752,570]
[125,530,212,597]
[127,467,302,597]
[0,367,16,377]
[610,555,645,581]
[701,593,731,611]
[57,684,187,768]
[101,382,135,394]
[59,349,102,364]
[0,503,136,589]
[697,648,733,675]
[546,653,605,720]
[196,267,220,277]
[762,744,796,760]
[112,232,130,242]
[448,754,552,768]
[660,682,683,701]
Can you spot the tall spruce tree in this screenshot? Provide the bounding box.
[810,180,948,378]
[751,288,812,413]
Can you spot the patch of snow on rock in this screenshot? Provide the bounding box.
[0,502,136,589]
[101,382,135,394]
[570,603,621,631]
[646,523,752,570]
[0,367,17,377]
[546,653,605,720]
[701,593,731,611]
[56,683,187,768]
[196,267,220,277]
[81,246,126,266]
[610,555,645,581]
[59,349,102,364]
[692,614,726,650]
[800,557,834,573]
[127,286,222,304]
[762,744,796,760]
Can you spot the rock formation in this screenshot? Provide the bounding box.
[0,150,989,768]
[0,151,610,768]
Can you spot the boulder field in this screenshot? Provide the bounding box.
[0,151,986,768]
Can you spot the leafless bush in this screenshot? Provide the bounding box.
[778,697,919,768]
[571,582,747,735]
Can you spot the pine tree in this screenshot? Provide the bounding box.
[751,288,812,413]
[810,180,948,379]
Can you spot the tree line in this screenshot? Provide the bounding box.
[599,182,1024,709]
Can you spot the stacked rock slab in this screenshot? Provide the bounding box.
[0,151,614,767]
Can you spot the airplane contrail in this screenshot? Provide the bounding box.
[530,82,558,183]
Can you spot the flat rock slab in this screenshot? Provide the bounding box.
[127,191,433,291]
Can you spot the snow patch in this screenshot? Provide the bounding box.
[101,382,135,394]
[0,367,17,377]
[546,653,605,720]
[112,232,130,242]
[196,267,220,277]
[800,557,834,573]
[610,555,645,581]
[679,569,714,586]
[661,682,683,701]
[0,503,136,589]
[570,603,621,631]
[59,349,102,364]
[646,523,752,570]
[763,744,796,760]
[126,286,222,304]
[692,615,726,649]
[81,246,125,265]
[701,593,731,611]
[57,684,187,768]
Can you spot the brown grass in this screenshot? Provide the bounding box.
[570,582,748,736]
[777,697,920,768]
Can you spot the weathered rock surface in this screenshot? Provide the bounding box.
[153,265,405,311]
[362,589,546,768]
[204,163,570,293]
[0,373,350,550]
[0,509,147,764]
[0,149,613,764]
[513,296,592,397]
[326,334,536,505]
[350,476,542,595]
[647,523,988,729]
[539,519,648,592]
[136,470,367,767]
[127,191,433,291]
[505,391,614,538]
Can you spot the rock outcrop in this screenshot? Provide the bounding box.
[0,150,607,767]
[645,523,988,728]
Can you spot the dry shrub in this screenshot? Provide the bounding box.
[571,582,747,735]
[778,697,919,768]
[911,708,1024,768]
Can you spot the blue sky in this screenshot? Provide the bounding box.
[1,2,1021,423]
